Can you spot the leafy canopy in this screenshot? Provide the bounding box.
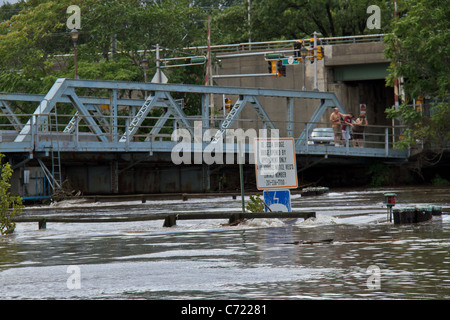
[0,153,23,235]
[384,0,450,152]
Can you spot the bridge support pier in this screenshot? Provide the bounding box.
[111,159,119,194]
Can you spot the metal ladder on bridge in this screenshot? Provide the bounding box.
[48,110,62,189]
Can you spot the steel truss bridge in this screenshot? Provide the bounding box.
[0,78,408,191]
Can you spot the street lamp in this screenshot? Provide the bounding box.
[300,46,308,91]
[70,29,79,79]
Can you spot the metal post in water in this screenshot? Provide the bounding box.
[238,142,245,213]
[384,193,397,222]
[385,127,389,156]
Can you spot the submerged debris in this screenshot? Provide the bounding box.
[51,180,82,202]
[300,186,329,196]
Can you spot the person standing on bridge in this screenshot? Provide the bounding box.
[353,114,368,147]
[329,108,349,147]
[342,113,355,146]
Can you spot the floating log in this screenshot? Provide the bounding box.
[38,218,46,230]
[81,192,242,204]
[300,187,329,197]
[285,238,405,245]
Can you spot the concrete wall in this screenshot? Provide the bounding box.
[213,42,393,130]
[214,52,329,137]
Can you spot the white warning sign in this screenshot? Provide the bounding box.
[254,138,298,190]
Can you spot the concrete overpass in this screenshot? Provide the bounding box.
[212,35,394,131]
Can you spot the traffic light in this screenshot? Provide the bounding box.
[277,60,286,77]
[307,38,314,63]
[317,45,324,60]
[294,40,302,58]
[268,61,277,75]
[225,98,232,113]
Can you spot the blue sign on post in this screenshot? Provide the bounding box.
[263,189,291,212]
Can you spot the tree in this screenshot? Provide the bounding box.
[210,0,395,44]
[0,0,207,112]
[0,1,23,22]
[0,153,23,235]
[384,0,450,160]
[211,2,249,44]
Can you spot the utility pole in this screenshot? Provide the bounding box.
[393,0,399,145]
[156,43,161,83]
[205,16,214,126]
[313,31,319,91]
[248,0,251,50]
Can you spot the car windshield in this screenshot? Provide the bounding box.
[311,130,333,138]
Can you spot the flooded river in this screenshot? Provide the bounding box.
[0,186,449,300]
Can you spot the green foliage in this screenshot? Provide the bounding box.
[0,0,208,113]
[384,0,450,151]
[0,1,23,22]
[0,0,400,98]
[211,3,249,44]
[367,163,392,187]
[431,174,449,187]
[246,194,264,213]
[211,0,395,44]
[0,153,24,235]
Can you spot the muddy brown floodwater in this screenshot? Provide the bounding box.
[0,186,449,299]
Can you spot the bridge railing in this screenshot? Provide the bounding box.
[0,113,178,145]
[299,121,409,155]
[0,113,408,158]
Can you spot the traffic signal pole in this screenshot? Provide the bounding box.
[313,32,318,91]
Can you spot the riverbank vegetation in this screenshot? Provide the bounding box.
[0,153,23,235]
[384,0,449,160]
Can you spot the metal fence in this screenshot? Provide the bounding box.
[187,34,387,55]
[0,112,409,159]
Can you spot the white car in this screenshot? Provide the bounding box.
[307,127,334,145]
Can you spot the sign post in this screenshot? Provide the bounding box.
[254,138,298,212]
